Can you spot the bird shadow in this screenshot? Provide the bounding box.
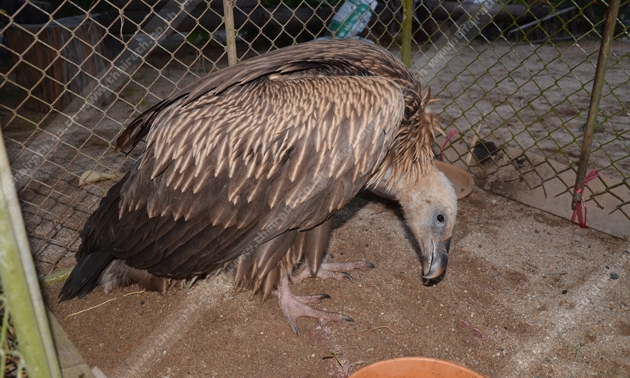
[330,190,400,231]
[332,190,422,257]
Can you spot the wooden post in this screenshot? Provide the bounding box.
[223,0,238,66]
[5,15,109,113]
[401,0,413,67]
[572,0,621,210]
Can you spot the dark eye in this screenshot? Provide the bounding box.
[437,214,445,224]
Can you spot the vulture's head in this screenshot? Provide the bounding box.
[397,166,457,285]
[373,164,457,285]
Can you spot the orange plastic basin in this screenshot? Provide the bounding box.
[349,357,485,378]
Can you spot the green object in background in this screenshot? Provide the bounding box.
[40,267,73,287]
[186,30,211,45]
[327,0,377,38]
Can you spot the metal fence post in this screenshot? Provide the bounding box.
[401,0,413,67]
[572,0,621,209]
[0,130,62,377]
[223,0,238,66]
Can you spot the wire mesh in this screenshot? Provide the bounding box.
[0,0,628,283]
[411,0,630,232]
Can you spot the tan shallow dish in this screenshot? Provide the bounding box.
[349,357,486,378]
[434,160,475,200]
[369,161,475,201]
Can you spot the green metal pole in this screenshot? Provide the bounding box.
[0,129,61,378]
[572,0,621,208]
[402,0,414,67]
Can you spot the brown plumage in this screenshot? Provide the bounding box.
[60,39,457,334]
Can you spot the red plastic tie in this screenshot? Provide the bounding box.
[584,169,600,185]
[439,128,458,162]
[571,169,600,228]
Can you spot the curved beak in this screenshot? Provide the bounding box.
[422,238,451,282]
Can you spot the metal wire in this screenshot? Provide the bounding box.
[0,2,628,362]
[1,0,629,256]
[411,0,629,228]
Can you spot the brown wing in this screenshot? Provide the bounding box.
[89,76,404,278]
[115,39,415,153]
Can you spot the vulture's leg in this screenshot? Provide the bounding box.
[276,220,372,334]
[168,276,199,291]
[291,219,374,284]
[292,254,374,284]
[275,274,353,336]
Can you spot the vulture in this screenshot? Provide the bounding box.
[60,39,457,334]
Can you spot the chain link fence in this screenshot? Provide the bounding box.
[414,0,630,238]
[0,0,628,316]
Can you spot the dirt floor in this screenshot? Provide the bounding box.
[45,187,630,377]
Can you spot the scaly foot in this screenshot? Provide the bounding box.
[275,274,353,336]
[292,254,375,284]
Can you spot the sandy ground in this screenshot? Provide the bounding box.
[45,188,630,377]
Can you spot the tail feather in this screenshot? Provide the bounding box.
[59,252,114,302]
[60,171,127,302]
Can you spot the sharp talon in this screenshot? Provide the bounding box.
[185,276,198,289]
[293,257,373,283]
[278,275,355,334]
